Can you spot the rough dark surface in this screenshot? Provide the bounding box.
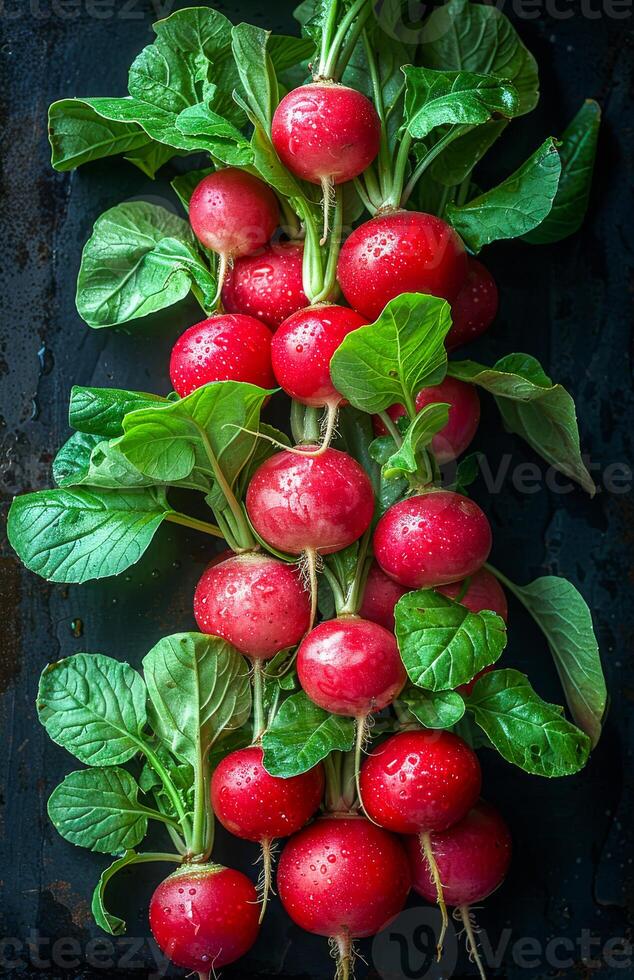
[0,0,632,977]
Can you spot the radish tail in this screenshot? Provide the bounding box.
[258,838,274,924]
[420,831,448,960]
[304,547,319,630]
[458,904,487,980]
[334,931,352,980]
[320,175,335,245]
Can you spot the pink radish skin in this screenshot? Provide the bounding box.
[277,815,411,939]
[337,211,468,321]
[189,169,279,257]
[149,864,259,972]
[374,491,492,589]
[297,617,406,717]
[194,554,311,660]
[373,376,481,464]
[170,314,275,397]
[448,258,499,351]
[406,800,512,906]
[222,242,308,330]
[271,305,367,408]
[271,84,381,186]
[211,746,324,842]
[246,446,374,556]
[359,730,482,834]
[359,562,408,632]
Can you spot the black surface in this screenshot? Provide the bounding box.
[1,1,633,978]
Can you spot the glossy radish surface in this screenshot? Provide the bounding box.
[189,169,279,257]
[406,800,512,906]
[277,815,411,938]
[194,553,311,659]
[374,491,492,589]
[337,211,468,321]
[149,864,260,971]
[297,617,406,716]
[360,730,482,834]
[373,376,480,464]
[448,258,499,351]
[271,304,367,407]
[211,746,324,841]
[246,446,374,555]
[222,242,307,329]
[271,83,381,185]
[359,561,408,632]
[170,314,274,397]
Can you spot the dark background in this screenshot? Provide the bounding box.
[0,0,632,977]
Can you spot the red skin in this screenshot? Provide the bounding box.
[222,242,308,330]
[448,258,499,351]
[246,446,374,556]
[211,746,324,842]
[297,617,406,717]
[189,169,279,257]
[373,377,480,464]
[359,562,408,632]
[170,314,275,397]
[271,305,367,407]
[359,730,481,834]
[271,83,381,185]
[194,553,311,660]
[337,211,468,322]
[277,815,411,939]
[149,864,259,971]
[406,800,512,906]
[373,491,492,590]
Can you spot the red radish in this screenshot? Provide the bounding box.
[194,553,311,660]
[277,815,411,977]
[337,211,467,321]
[149,863,259,974]
[222,242,308,330]
[297,617,406,717]
[374,491,492,590]
[448,258,499,351]
[169,313,274,397]
[438,567,508,621]
[359,561,408,631]
[373,377,480,464]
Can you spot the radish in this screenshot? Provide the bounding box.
[448,258,499,351]
[222,241,308,330]
[373,491,492,590]
[337,211,467,321]
[169,313,275,397]
[360,729,481,955]
[194,553,311,660]
[271,304,367,451]
[406,801,512,979]
[189,169,279,292]
[359,561,408,632]
[211,746,324,920]
[149,863,260,976]
[373,376,480,464]
[277,814,411,978]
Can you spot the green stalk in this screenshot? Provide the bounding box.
[252,659,266,743]
[324,0,373,80]
[318,0,341,78]
[142,743,192,844]
[298,200,324,302]
[321,563,346,612]
[400,126,466,206]
[312,186,343,303]
[323,752,344,812]
[339,526,372,616]
[190,743,208,859]
[362,30,393,202]
[377,411,403,446]
[196,424,256,551]
[353,177,377,215]
[384,130,413,209]
[165,512,224,538]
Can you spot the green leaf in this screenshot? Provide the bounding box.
[501,574,606,746]
[467,669,591,777]
[175,104,254,165]
[142,633,251,766]
[8,486,171,583]
[400,687,466,729]
[91,851,139,935]
[262,691,356,777]
[76,202,215,329]
[330,293,451,414]
[53,432,101,486]
[53,434,155,490]
[336,407,381,499]
[383,403,449,479]
[431,119,508,187]
[48,99,151,171]
[524,100,601,244]
[123,140,178,178]
[403,67,520,141]
[69,386,167,439]
[446,138,562,251]
[232,24,280,132]
[37,654,147,765]
[48,768,152,854]
[448,354,595,494]
[395,589,507,691]
[421,0,539,116]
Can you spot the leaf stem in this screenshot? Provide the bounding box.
[165,512,224,538]
[339,526,372,616]
[323,752,344,811]
[318,0,341,78]
[313,186,343,303]
[252,659,266,743]
[326,0,373,80]
[401,126,466,207]
[196,424,256,551]
[377,411,403,446]
[142,743,192,844]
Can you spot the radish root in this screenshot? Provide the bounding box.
[301,547,322,630]
[257,837,277,924]
[420,831,448,960]
[456,904,487,980]
[320,175,335,245]
[331,931,355,980]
